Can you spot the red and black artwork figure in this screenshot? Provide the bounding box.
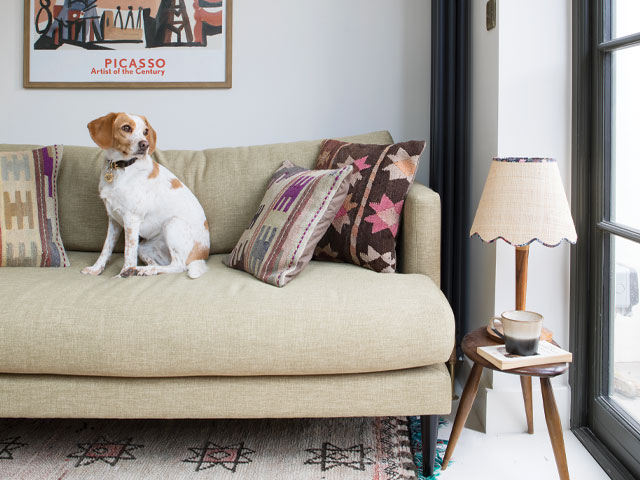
[34,0,105,49]
[194,0,222,45]
[33,0,224,50]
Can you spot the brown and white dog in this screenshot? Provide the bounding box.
[81,112,210,279]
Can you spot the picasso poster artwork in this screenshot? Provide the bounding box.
[24,0,232,87]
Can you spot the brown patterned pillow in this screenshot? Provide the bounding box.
[0,145,69,267]
[314,139,425,272]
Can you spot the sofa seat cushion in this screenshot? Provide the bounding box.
[0,252,454,377]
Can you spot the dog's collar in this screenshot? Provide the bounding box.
[104,157,138,183]
[109,158,138,170]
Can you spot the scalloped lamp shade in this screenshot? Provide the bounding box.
[470,158,577,247]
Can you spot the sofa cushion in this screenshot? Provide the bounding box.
[0,131,393,255]
[314,140,426,273]
[225,161,353,287]
[0,251,455,378]
[0,146,70,267]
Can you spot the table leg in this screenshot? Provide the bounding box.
[521,375,534,434]
[540,377,570,480]
[441,362,483,470]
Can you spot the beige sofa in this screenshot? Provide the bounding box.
[0,131,454,475]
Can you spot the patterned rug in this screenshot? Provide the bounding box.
[0,416,449,479]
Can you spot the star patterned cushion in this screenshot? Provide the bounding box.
[225,160,352,287]
[313,139,425,273]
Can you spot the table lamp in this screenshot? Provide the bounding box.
[469,157,577,433]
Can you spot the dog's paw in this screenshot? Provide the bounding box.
[81,266,104,276]
[116,267,139,278]
[134,268,156,276]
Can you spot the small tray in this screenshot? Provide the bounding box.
[486,324,553,342]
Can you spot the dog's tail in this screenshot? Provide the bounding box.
[187,260,208,279]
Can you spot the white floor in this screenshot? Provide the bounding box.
[437,386,610,480]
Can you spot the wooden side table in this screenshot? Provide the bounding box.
[441,327,570,479]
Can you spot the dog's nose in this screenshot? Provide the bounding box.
[139,140,149,151]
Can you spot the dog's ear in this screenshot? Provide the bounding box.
[87,113,117,150]
[141,116,157,154]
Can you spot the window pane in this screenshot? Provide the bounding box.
[612,0,640,39]
[612,46,640,229]
[611,236,640,424]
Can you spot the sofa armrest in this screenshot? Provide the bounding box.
[399,182,441,286]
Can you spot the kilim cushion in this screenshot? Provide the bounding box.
[0,146,69,267]
[313,140,426,272]
[225,161,352,287]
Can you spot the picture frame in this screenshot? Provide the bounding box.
[23,0,232,89]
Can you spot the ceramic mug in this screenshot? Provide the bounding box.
[490,310,543,356]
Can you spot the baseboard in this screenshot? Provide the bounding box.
[457,358,571,434]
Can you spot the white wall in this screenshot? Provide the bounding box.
[468,0,573,433]
[0,0,432,185]
[495,0,572,356]
[468,0,499,353]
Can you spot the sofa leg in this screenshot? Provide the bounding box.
[421,414,438,477]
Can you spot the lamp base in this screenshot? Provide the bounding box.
[516,246,530,311]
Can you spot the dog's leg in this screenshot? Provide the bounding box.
[139,237,171,266]
[81,218,122,276]
[138,241,158,266]
[117,221,142,278]
[132,264,187,276]
[128,218,190,277]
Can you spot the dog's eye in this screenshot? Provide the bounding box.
[122,125,132,133]
[143,129,149,136]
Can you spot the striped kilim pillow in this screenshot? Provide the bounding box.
[0,145,69,267]
[314,139,426,272]
[225,160,352,287]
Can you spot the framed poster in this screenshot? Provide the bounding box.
[24,0,232,88]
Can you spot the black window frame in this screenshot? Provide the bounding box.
[571,1,640,478]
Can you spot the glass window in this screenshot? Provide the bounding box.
[612,0,640,39]
[576,0,640,475]
[611,46,640,229]
[611,236,640,424]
